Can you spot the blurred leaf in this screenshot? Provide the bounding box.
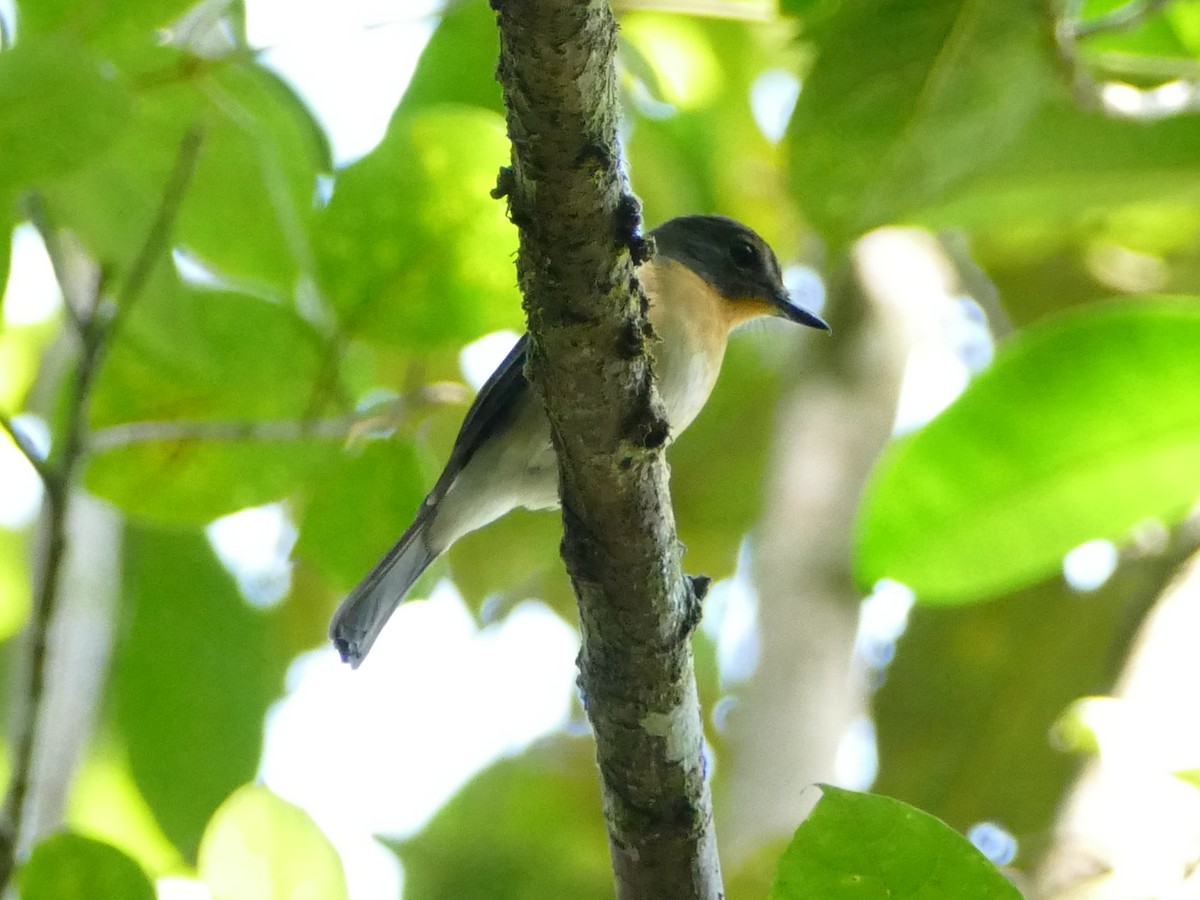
[856,298,1200,601]
[672,334,788,581]
[88,440,332,522]
[20,832,155,900]
[1176,768,1200,790]
[626,16,790,233]
[86,277,336,521]
[16,0,198,44]
[0,527,31,640]
[113,524,283,857]
[920,105,1200,234]
[787,0,1050,246]
[448,506,572,618]
[397,0,503,117]
[295,438,426,589]
[45,59,327,291]
[0,40,132,201]
[316,105,521,348]
[67,746,187,879]
[0,220,10,316]
[92,279,325,425]
[391,736,611,900]
[872,573,1143,840]
[769,786,1020,899]
[198,784,347,900]
[176,62,328,288]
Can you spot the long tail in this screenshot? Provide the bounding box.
[329,512,437,668]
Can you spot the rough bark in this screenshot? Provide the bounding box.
[491,1,722,898]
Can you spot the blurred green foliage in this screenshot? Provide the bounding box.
[1,0,1199,896]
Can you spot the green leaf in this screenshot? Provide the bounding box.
[16,0,198,45]
[20,832,155,900]
[44,59,327,291]
[872,576,1139,838]
[316,105,521,348]
[295,438,426,589]
[397,0,504,117]
[85,277,335,522]
[787,0,1050,245]
[177,63,329,289]
[391,736,611,900]
[113,524,283,857]
[198,784,347,900]
[0,40,132,200]
[770,786,1021,899]
[855,297,1200,601]
[919,104,1200,233]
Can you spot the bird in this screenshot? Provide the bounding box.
[329,215,828,667]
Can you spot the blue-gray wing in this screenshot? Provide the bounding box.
[429,332,531,502]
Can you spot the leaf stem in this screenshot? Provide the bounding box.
[0,414,54,487]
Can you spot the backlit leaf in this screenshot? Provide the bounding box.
[787,0,1049,245]
[316,106,521,348]
[198,784,346,900]
[0,40,132,200]
[855,297,1200,601]
[113,525,282,857]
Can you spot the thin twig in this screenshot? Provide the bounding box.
[1074,0,1174,39]
[0,127,204,891]
[110,126,205,332]
[0,414,55,487]
[88,382,470,451]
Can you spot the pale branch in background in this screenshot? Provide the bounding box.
[0,129,202,891]
[87,381,470,451]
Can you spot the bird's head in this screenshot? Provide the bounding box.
[649,215,829,332]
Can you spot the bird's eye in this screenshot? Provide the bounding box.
[730,239,758,269]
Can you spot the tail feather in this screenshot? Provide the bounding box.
[329,516,436,668]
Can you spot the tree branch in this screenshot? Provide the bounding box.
[0,128,201,889]
[0,414,54,487]
[492,2,722,898]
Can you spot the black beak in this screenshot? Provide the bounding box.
[773,292,830,331]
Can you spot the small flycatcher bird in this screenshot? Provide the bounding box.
[330,215,828,666]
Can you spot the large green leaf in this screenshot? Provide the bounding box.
[295,438,427,590]
[16,0,198,45]
[86,277,335,521]
[112,524,283,857]
[45,59,327,292]
[855,297,1200,601]
[0,40,132,201]
[315,105,521,347]
[20,832,155,900]
[198,785,347,900]
[920,104,1200,233]
[770,786,1021,899]
[390,736,611,900]
[787,0,1049,246]
[396,0,504,117]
